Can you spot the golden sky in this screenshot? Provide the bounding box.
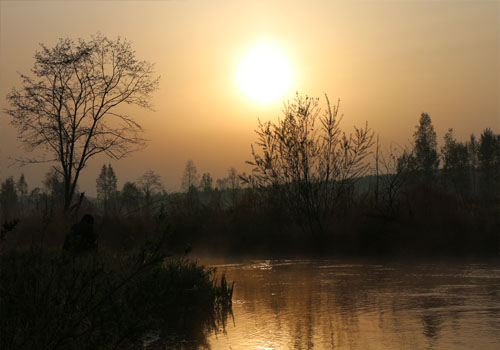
[0,0,498,193]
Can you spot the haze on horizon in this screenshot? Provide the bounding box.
[0,0,498,195]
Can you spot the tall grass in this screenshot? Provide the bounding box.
[0,239,233,350]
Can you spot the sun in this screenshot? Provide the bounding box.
[237,42,293,104]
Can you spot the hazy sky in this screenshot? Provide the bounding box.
[0,0,498,194]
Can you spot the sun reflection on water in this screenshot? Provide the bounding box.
[207,260,500,350]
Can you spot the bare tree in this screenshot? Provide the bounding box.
[200,172,213,193]
[15,174,29,217]
[227,167,240,191]
[138,170,163,214]
[215,177,228,191]
[0,177,18,221]
[43,169,66,212]
[478,128,500,200]
[16,174,28,198]
[244,94,374,236]
[5,33,159,212]
[378,144,415,218]
[96,164,118,214]
[120,181,142,214]
[181,160,199,192]
[441,128,471,198]
[138,170,163,198]
[227,167,241,205]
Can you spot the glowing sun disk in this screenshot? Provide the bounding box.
[238,43,292,104]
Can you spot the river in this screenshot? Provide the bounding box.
[203,259,500,350]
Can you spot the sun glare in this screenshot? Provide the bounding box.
[237,42,293,104]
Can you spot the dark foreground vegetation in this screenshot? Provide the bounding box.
[0,232,233,350]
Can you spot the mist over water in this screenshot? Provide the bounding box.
[205,259,500,350]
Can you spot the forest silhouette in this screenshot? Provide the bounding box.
[2,34,498,257]
[2,97,499,257]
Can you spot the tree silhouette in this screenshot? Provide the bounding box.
[245,94,374,236]
[15,174,28,216]
[5,33,159,212]
[181,160,199,192]
[200,172,213,193]
[138,169,163,211]
[121,181,142,214]
[96,164,118,214]
[0,177,18,220]
[226,167,241,205]
[43,169,66,212]
[226,167,240,191]
[467,133,480,194]
[441,128,470,196]
[413,113,439,180]
[16,174,28,198]
[378,145,415,217]
[478,128,499,199]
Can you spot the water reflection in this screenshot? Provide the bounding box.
[206,259,500,350]
[144,288,232,350]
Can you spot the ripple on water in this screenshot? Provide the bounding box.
[207,259,500,350]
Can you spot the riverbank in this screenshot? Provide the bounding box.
[0,245,233,349]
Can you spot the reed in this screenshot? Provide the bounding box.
[0,239,233,350]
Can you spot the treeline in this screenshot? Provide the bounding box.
[0,164,241,220]
[1,96,499,256]
[0,161,244,251]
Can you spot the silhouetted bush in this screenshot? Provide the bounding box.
[0,243,233,350]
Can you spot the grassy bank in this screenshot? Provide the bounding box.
[0,242,233,350]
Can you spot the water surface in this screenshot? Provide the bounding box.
[206,259,500,350]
